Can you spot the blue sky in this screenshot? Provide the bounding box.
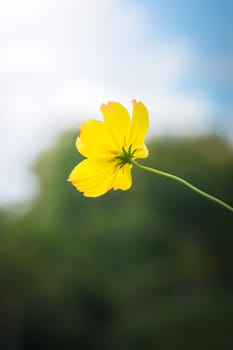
[142,0,233,115]
[144,0,233,52]
[0,0,232,204]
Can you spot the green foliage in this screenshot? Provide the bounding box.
[0,132,233,349]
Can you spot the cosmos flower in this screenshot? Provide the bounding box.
[68,100,149,197]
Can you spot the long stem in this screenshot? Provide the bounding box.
[132,160,233,213]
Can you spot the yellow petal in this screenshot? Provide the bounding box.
[129,99,149,149]
[100,102,131,149]
[76,119,117,159]
[134,143,149,159]
[68,159,116,197]
[112,164,132,191]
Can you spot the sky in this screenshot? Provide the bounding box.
[0,0,232,205]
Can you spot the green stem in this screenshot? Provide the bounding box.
[132,160,233,213]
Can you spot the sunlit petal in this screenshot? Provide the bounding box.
[113,164,132,190]
[129,99,149,148]
[68,159,116,197]
[100,102,131,148]
[134,144,149,159]
[76,119,117,159]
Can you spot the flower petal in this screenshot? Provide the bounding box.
[68,159,116,197]
[76,119,117,159]
[129,100,149,148]
[112,164,132,191]
[100,102,131,149]
[134,143,149,159]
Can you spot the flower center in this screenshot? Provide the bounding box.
[116,145,137,168]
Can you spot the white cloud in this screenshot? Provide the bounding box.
[0,0,215,204]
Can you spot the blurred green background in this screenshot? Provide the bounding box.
[0,131,232,349]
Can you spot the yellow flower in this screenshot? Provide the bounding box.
[68,100,149,197]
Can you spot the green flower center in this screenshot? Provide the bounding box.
[116,145,137,168]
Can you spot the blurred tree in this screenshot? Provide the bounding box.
[0,131,232,349]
